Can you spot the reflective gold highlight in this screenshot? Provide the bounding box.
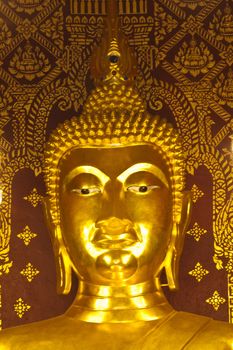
[44,85,185,227]
[117,163,169,189]
[1,0,233,349]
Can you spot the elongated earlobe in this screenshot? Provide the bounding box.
[53,225,72,294]
[163,191,192,290]
[42,197,72,295]
[164,223,179,290]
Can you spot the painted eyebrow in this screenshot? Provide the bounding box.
[117,162,169,188]
[63,165,110,188]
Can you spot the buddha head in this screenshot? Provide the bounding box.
[43,12,191,296]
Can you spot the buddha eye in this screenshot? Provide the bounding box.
[71,187,101,195]
[127,185,160,193]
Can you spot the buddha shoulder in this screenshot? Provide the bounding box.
[1,312,233,350]
[0,316,64,350]
[138,311,233,350]
[0,316,141,350]
[0,315,91,350]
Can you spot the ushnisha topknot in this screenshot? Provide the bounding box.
[44,1,185,226]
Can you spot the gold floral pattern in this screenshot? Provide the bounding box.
[14,298,31,318]
[0,18,12,51]
[191,184,204,203]
[181,15,201,33]
[20,263,39,282]
[154,3,178,45]
[40,8,64,49]
[206,291,226,311]
[17,226,37,246]
[220,45,233,66]
[23,188,43,207]
[188,262,209,282]
[214,196,233,271]
[187,222,207,242]
[16,19,37,40]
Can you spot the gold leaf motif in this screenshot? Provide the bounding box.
[187,222,207,242]
[174,36,215,77]
[40,8,64,48]
[17,226,37,246]
[191,184,204,203]
[23,188,43,207]
[214,195,233,273]
[188,262,209,282]
[154,3,178,45]
[14,298,31,318]
[0,18,12,50]
[0,262,13,276]
[186,146,200,176]
[206,291,226,311]
[222,135,233,168]
[20,263,39,282]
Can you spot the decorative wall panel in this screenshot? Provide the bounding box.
[0,0,232,329]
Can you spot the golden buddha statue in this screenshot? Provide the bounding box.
[1,2,233,349]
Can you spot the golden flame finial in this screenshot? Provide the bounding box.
[90,0,137,85]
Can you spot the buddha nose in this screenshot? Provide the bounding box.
[98,180,127,219]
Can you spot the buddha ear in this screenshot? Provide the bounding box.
[179,191,193,238]
[176,191,192,253]
[42,196,55,234]
[42,197,72,295]
[164,191,192,290]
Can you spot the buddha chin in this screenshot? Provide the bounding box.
[96,251,138,281]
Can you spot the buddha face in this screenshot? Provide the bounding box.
[58,144,174,286]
